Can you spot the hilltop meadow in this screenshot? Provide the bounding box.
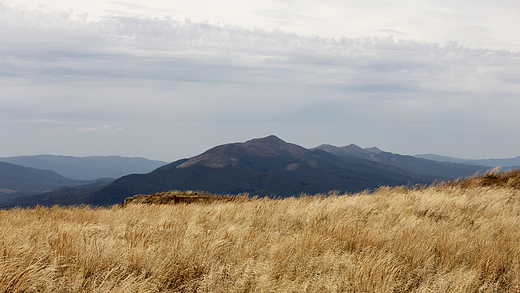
[1,170,520,292]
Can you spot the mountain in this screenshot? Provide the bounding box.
[414,154,520,168]
[0,161,112,204]
[413,154,475,165]
[176,135,308,169]
[314,144,488,178]
[364,147,384,154]
[314,144,374,158]
[0,161,86,194]
[0,155,168,180]
[0,180,111,207]
[471,157,520,168]
[0,135,432,208]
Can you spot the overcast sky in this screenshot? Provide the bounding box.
[1,0,520,161]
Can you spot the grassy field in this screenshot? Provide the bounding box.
[1,170,520,292]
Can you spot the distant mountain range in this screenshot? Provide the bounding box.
[413,154,520,168]
[0,135,495,208]
[0,155,167,180]
[313,144,486,178]
[0,161,112,204]
[0,161,101,193]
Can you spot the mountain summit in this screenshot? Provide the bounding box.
[245,135,308,158]
[177,135,307,169]
[314,143,375,158]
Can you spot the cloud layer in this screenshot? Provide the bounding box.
[1,4,520,160]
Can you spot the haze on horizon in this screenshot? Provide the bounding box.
[1,0,519,162]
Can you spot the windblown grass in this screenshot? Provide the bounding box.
[1,171,520,292]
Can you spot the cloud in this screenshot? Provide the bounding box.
[2,119,64,125]
[2,7,517,90]
[76,124,113,132]
[2,5,519,96]
[1,5,519,125]
[254,9,323,26]
[375,29,408,35]
[107,1,177,13]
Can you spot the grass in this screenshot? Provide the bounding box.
[1,170,520,292]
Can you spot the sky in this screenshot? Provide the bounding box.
[1,0,520,162]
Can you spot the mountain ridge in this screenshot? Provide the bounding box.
[0,161,113,205]
[1,135,435,208]
[314,144,488,179]
[0,155,167,180]
[1,135,496,208]
[414,154,520,168]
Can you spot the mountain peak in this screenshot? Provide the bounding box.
[345,143,365,152]
[245,135,285,144]
[246,135,308,158]
[177,142,279,169]
[314,143,369,156]
[364,147,383,154]
[176,135,309,169]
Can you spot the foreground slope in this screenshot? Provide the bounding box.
[1,171,519,292]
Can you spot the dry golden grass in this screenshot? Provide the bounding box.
[1,170,520,292]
